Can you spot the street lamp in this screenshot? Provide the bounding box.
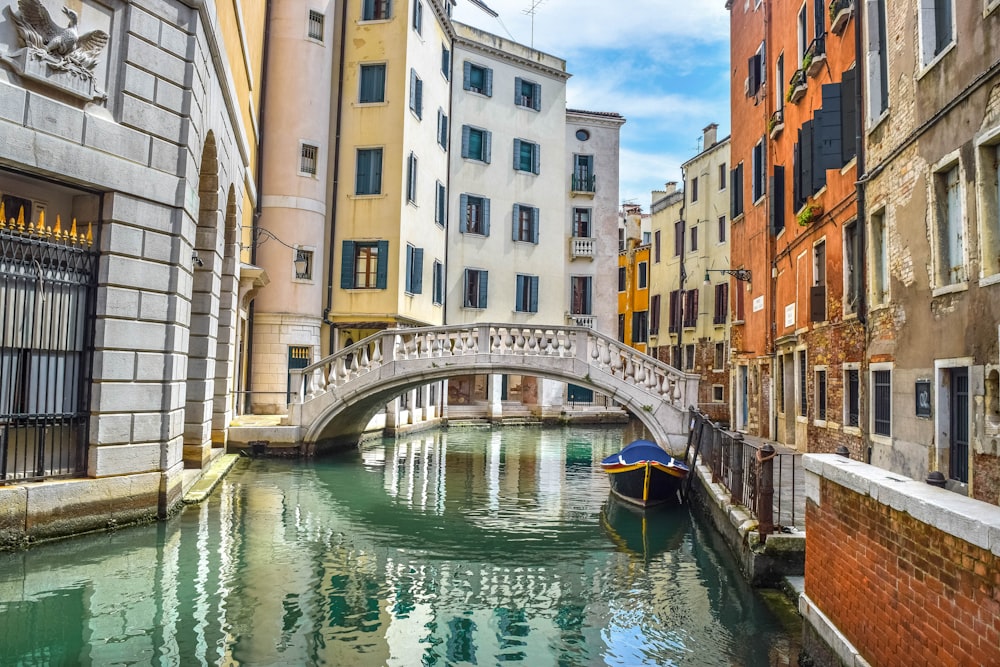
[704,268,752,285]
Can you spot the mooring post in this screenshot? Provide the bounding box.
[757,443,776,541]
[710,422,722,485]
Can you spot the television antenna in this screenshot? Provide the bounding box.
[522,0,545,48]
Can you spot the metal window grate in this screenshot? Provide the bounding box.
[308,10,324,40]
[300,144,318,175]
[873,370,891,436]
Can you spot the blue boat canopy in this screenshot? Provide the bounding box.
[601,439,681,467]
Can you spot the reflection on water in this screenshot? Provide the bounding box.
[0,426,797,666]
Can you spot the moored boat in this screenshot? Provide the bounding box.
[600,439,689,507]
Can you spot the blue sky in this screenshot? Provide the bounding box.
[452,0,732,211]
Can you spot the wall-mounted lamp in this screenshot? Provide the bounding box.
[294,249,311,279]
[704,268,751,285]
[192,252,204,267]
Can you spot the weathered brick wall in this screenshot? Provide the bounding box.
[805,458,1000,666]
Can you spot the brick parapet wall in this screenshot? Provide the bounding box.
[802,454,1000,666]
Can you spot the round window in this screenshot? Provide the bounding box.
[575,129,590,141]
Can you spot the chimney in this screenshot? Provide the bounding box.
[664,181,677,195]
[703,123,719,149]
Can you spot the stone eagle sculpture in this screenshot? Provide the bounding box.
[7,0,109,71]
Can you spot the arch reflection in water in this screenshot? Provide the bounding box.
[0,426,798,666]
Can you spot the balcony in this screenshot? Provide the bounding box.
[829,0,853,35]
[786,69,807,104]
[768,109,784,139]
[570,236,595,259]
[570,315,595,329]
[804,35,827,77]
[571,173,596,195]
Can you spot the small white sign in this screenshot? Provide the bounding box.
[785,303,795,327]
[753,296,764,313]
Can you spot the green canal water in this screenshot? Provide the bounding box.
[0,426,799,666]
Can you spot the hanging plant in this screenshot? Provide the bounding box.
[797,203,823,226]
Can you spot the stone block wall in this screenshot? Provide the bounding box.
[802,455,1000,666]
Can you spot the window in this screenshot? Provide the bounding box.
[294,249,313,280]
[674,221,684,256]
[872,368,892,436]
[300,143,318,175]
[406,152,417,204]
[432,260,444,305]
[747,40,766,98]
[714,342,725,370]
[845,367,860,428]
[515,274,539,313]
[618,227,625,251]
[690,226,699,252]
[435,181,446,226]
[691,177,699,202]
[718,215,727,243]
[775,52,784,112]
[461,126,491,162]
[437,109,449,149]
[463,62,493,96]
[668,290,680,333]
[980,141,1000,277]
[798,349,808,417]
[441,45,451,79]
[919,0,954,66]
[412,0,422,33]
[650,294,661,335]
[355,148,383,195]
[685,344,695,370]
[570,276,592,315]
[713,282,728,325]
[617,266,626,292]
[361,0,391,21]
[719,163,727,190]
[514,139,540,174]
[617,315,625,342]
[654,229,661,261]
[812,240,826,322]
[460,194,490,235]
[844,221,861,314]
[637,262,648,289]
[735,281,745,321]
[515,77,541,111]
[797,4,808,64]
[464,269,488,308]
[573,208,591,238]
[731,162,745,218]
[576,129,590,141]
[682,289,698,328]
[815,368,827,422]
[573,154,595,192]
[405,244,423,294]
[934,163,964,286]
[866,0,889,119]
[308,10,325,40]
[409,69,423,119]
[359,63,386,103]
[752,138,766,202]
[713,385,725,402]
[512,204,539,243]
[643,231,651,245]
[341,240,388,289]
[871,208,889,305]
[633,311,648,343]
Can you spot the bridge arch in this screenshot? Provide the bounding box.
[289,325,699,453]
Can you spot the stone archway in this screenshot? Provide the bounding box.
[210,186,241,448]
[183,132,224,468]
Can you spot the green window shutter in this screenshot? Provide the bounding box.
[483,131,492,163]
[513,139,521,170]
[459,194,468,232]
[413,248,424,294]
[463,268,471,306]
[530,276,538,312]
[341,241,356,288]
[479,271,488,308]
[461,125,471,158]
[515,275,524,311]
[531,207,539,244]
[385,0,392,18]
[514,77,523,105]
[405,245,413,292]
[415,77,423,118]
[532,143,540,174]
[484,67,493,96]
[483,198,491,236]
[463,61,472,91]
[376,240,389,289]
[532,82,541,111]
[356,151,369,194]
[363,0,373,19]
[512,204,520,241]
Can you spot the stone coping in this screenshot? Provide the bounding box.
[804,454,1000,557]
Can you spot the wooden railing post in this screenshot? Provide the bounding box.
[731,433,745,505]
[757,443,776,541]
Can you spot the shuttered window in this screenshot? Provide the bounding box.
[513,139,540,174]
[464,269,488,308]
[355,148,383,195]
[512,204,539,244]
[359,64,386,103]
[409,69,423,119]
[463,62,493,96]
[341,240,388,289]
[515,274,539,313]
[405,244,424,294]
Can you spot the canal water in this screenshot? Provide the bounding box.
[0,426,799,666]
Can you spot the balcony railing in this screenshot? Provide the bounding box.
[787,68,808,104]
[829,0,853,35]
[569,315,595,329]
[570,236,595,259]
[768,109,784,139]
[804,35,827,76]
[571,173,596,193]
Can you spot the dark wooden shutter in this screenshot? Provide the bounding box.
[730,168,738,218]
[413,248,424,294]
[531,207,539,244]
[770,165,785,234]
[512,204,521,241]
[375,240,389,289]
[818,83,843,172]
[747,55,759,96]
[479,271,488,308]
[801,120,814,199]
[650,294,661,334]
[793,136,803,210]
[810,285,826,322]
[341,240,356,289]
[529,276,538,312]
[841,67,857,165]
[459,194,468,232]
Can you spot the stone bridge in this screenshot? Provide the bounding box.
[288,324,699,452]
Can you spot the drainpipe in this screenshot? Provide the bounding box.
[853,3,870,463]
[323,0,349,355]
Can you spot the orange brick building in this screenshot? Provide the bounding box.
[728,0,864,456]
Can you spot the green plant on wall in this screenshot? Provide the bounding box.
[802,52,814,71]
[797,204,821,226]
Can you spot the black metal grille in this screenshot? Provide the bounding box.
[873,370,891,436]
[1,228,97,483]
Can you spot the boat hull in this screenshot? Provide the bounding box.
[604,462,685,507]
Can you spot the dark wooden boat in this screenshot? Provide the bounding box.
[600,492,687,560]
[600,439,689,507]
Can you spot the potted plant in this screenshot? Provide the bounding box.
[829,0,853,35]
[797,203,823,226]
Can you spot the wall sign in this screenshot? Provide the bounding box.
[753,296,765,312]
[915,380,931,418]
[785,304,795,327]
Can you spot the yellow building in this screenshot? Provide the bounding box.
[617,206,651,353]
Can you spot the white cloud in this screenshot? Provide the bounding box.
[619,147,686,208]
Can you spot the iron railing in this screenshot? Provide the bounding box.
[571,173,596,193]
[0,216,97,484]
[683,409,805,537]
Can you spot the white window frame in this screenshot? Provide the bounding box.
[843,362,861,435]
[752,136,766,203]
[870,362,893,443]
[930,152,966,294]
[865,0,890,125]
[813,365,828,426]
[795,345,808,424]
[976,126,1000,285]
[293,245,316,283]
[307,10,325,42]
[298,141,319,177]
[917,0,956,72]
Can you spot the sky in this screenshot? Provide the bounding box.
[451,0,732,211]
